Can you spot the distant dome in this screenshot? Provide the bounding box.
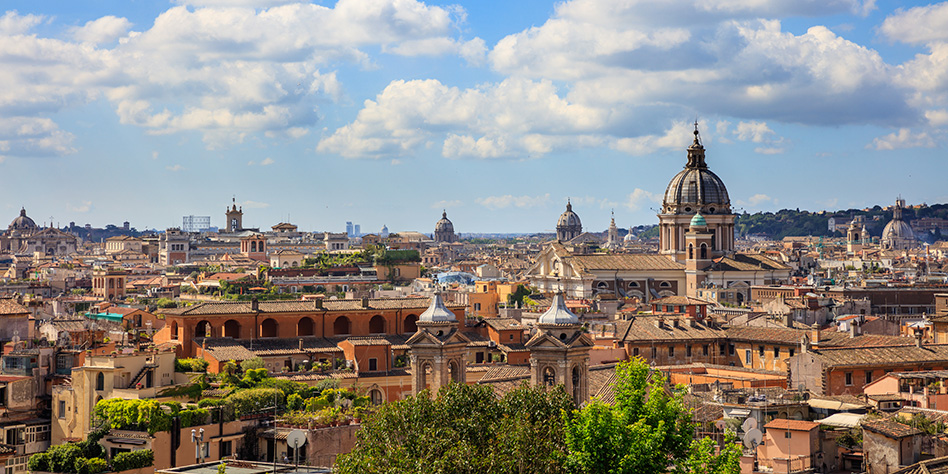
[435,211,454,234]
[623,228,636,242]
[662,127,730,215]
[556,201,582,241]
[419,291,456,323]
[9,208,37,232]
[538,291,579,325]
[881,198,917,250]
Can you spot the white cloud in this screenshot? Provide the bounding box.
[926,110,948,127]
[868,128,936,150]
[612,121,705,155]
[69,16,132,44]
[0,11,44,35]
[734,121,775,143]
[747,194,773,206]
[624,188,661,211]
[166,164,184,172]
[476,193,551,210]
[754,146,785,154]
[880,3,948,45]
[241,200,270,209]
[67,201,93,213]
[151,151,159,160]
[0,118,77,157]
[260,157,275,166]
[431,200,462,209]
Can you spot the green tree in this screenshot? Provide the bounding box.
[240,357,265,372]
[563,358,699,474]
[335,382,572,474]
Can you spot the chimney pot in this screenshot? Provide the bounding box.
[251,297,259,311]
[361,296,369,308]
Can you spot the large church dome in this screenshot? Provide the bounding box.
[556,201,582,241]
[662,127,730,216]
[435,211,454,234]
[881,198,916,250]
[9,208,37,232]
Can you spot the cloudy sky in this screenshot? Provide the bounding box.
[1,0,946,234]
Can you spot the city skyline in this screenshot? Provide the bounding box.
[2,0,947,233]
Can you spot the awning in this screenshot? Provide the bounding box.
[725,409,751,417]
[816,412,866,428]
[107,438,147,445]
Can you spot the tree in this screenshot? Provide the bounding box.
[240,357,265,372]
[563,357,729,474]
[335,382,573,474]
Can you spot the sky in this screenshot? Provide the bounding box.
[1,0,947,234]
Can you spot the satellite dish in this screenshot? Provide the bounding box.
[286,429,306,449]
[742,417,758,432]
[743,428,763,449]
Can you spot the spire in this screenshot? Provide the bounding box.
[566,199,572,212]
[686,120,707,169]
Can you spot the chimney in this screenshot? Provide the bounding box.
[811,324,821,348]
[299,338,304,351]
[849,321,857,339]
[251,297,259,311]
[785,312,793,328]
[314,297,323,310]
[914,327,924,348]
[361,296,370,309]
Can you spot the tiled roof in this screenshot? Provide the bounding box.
[569,254,684,272]
[484,318,522,331]
[764,419,820,431]
[0,298,29,316]
[477,365,530,384]
[811,345,948,368]
[892,456,948,474]
[616,318,727,343]
[709,253,790,272]
[725,326,806,345]
[163,298,461,316]
[651,296,714,306]
[862,419,923,439]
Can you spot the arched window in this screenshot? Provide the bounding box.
[333,316,351,336]
[297,317,315,336]
[369,315,385,334]
[96,372,105,391]
[369,389,383,405]
[448,360,461,382]
[688,244,694,259]
[700,243,708,259]
[543,367,556,386]
[659,281,672,288]
[171,321,179,341]
[260,318,278,338]
[403,314,418,334]
[223,320,240,338]
[195,321,212,338]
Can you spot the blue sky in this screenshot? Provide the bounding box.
[2,0,947,234]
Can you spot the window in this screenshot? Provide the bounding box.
[719,344,726,356]
[632,348,639,357]
[58,401,66,419]
[729,344,735,356]
[369,358,378,371]
[845,372,853,386]
[784,431,792,439]
[686,345,692,357]
[96,372,105,391]
[745,350,751,364]
[773,347,780,358]
[703,345,709,356]
[668,346,675,357]
[220,441,232,458]
[758,346,765,357]
[866,371,873,385]
[789,348,795,357]
[651,347,657,358]
[509,334,514,340]
[474,303,481,311]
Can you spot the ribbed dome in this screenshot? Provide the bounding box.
[690,213,708,228]
[557,202,582,229]
[435,211,454,233]
[538,291,579,325]
[419,291,456,323]
[662,126,730,215]
[9,208,36,231]
[883,220,914,241]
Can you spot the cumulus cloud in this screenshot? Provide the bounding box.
[0,11,44,35]
[624,188,661,211]
[868,128,936,150]
[880,3,948,45]
[166,164,184,172]
[69,16,132,44]
[260,157,275,166]
[476,193,550,210]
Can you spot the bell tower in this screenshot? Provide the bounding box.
[225,198,243,233]
[406,290,469,395]
[685,213,713,296]
[525,290,593,405]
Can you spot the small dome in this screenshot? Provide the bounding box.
[435,211,454,233]
[623,230,635,242]
[419,291,456,323]
[690,213,707,228]
[9,208,37,231]
[538,291,579,325]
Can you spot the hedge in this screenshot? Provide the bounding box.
[112,450,154,471]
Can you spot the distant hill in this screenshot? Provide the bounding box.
[735,203,948,240]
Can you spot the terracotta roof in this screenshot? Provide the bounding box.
[0,299,29,316]
[484,318,522,331]
[809,345,948,367]
[616,318,727,343]
[709,253,790,272]
[651,296,714,306]
[569,254,684,272]
[764,419,820,431]
[862,419,923,439]
[892,455,948,474]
